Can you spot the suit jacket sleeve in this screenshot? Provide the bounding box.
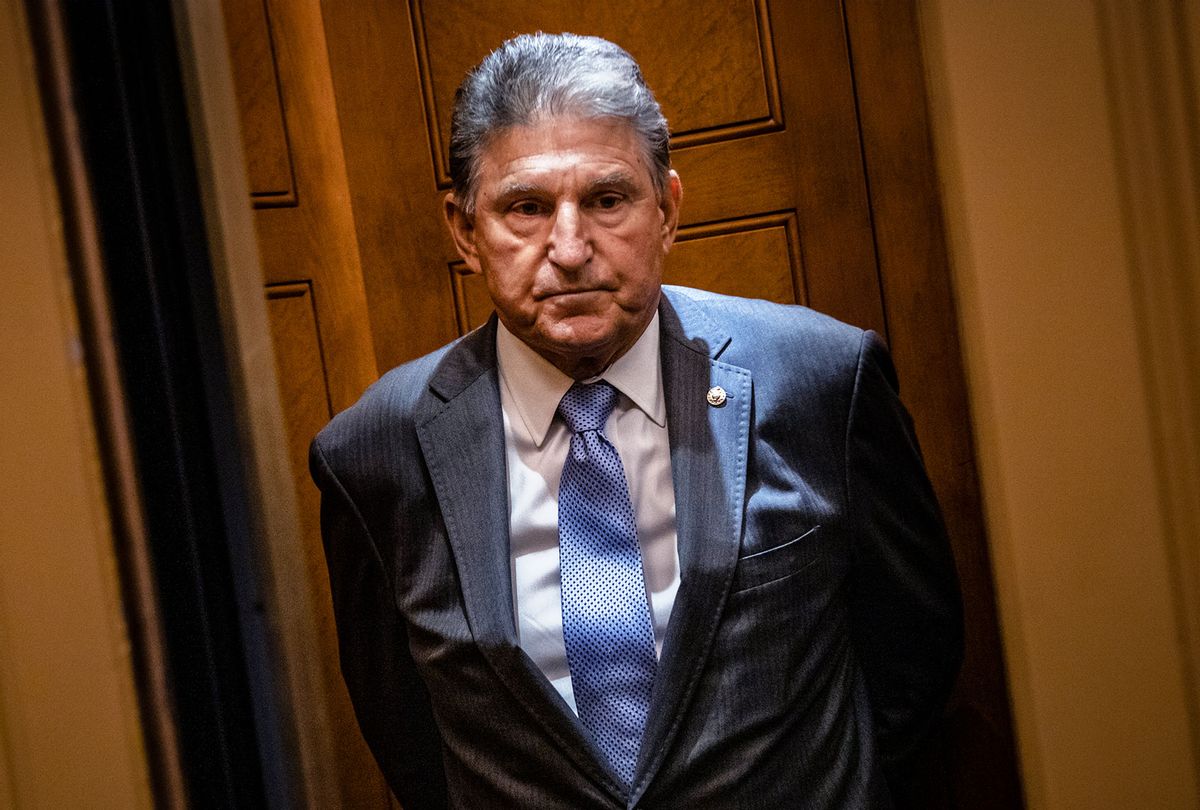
[845,331,964,779]
[309,437,448,810]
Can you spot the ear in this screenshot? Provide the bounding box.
[444,192,482,274]
[659,170,683,252]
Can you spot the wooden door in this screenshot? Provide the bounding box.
[221,0,391,806]
[324,0,884,371]
[226,0,1021,806]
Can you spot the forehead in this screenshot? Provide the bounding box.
[475,116,653,193]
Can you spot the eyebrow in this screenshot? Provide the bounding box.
[493,181,544,202]
[582,171,638,196]
[491,171,640,206]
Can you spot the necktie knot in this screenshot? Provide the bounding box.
[558,381,619,434]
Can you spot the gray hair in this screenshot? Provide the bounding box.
[448,33,671,215]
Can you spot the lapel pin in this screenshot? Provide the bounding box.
[706,386,727,407]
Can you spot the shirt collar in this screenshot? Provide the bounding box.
[496,311,666,448]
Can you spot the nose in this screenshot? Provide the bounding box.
[547,203,591,270]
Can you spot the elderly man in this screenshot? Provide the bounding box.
[310,32,962,809]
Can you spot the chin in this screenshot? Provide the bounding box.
[540,313,617,344]
[541,331,618,360]
[532,324,620,363]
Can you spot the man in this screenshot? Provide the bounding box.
[310,33,962,809]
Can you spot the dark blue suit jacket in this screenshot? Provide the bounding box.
[310,286,963,808]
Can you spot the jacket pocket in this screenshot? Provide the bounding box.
[731,525,822,592]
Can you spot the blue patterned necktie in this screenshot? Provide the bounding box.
[557,381,657,786]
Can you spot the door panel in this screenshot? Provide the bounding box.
[224,0,295,203]
[414,0,783,177]
[667,214,807,305]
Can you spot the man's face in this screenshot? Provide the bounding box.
[445,116,682,380]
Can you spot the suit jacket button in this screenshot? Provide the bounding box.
[706,386,727,407]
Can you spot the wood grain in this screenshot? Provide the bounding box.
[222,0,389,805]
[223,0,295,204]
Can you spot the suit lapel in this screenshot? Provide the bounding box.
[415,324,514,652]
[633,290,752,800]
[415,319,628,803]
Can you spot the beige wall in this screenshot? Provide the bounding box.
[0,0,151,805]
[920,1,1200,807]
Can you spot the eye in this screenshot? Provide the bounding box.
[510,200,546,217]
[593,193,624,210]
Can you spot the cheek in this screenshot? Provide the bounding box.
[617,241,666,298]
[483,269,529,315]
[478,219,535,260]
[613,218,668,264]
[482,259,546,327]
[479,242,536,291]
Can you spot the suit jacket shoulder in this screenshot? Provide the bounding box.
[312,322,496,467]
[661,286,873,442]
[662,285,866,373]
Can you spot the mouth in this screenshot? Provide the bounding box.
[534,287,611,302]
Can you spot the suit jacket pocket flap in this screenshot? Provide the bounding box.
[732,525,822,592]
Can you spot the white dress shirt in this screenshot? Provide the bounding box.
[496,313,681,714]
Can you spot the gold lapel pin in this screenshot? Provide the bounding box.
[706,386,727,407]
